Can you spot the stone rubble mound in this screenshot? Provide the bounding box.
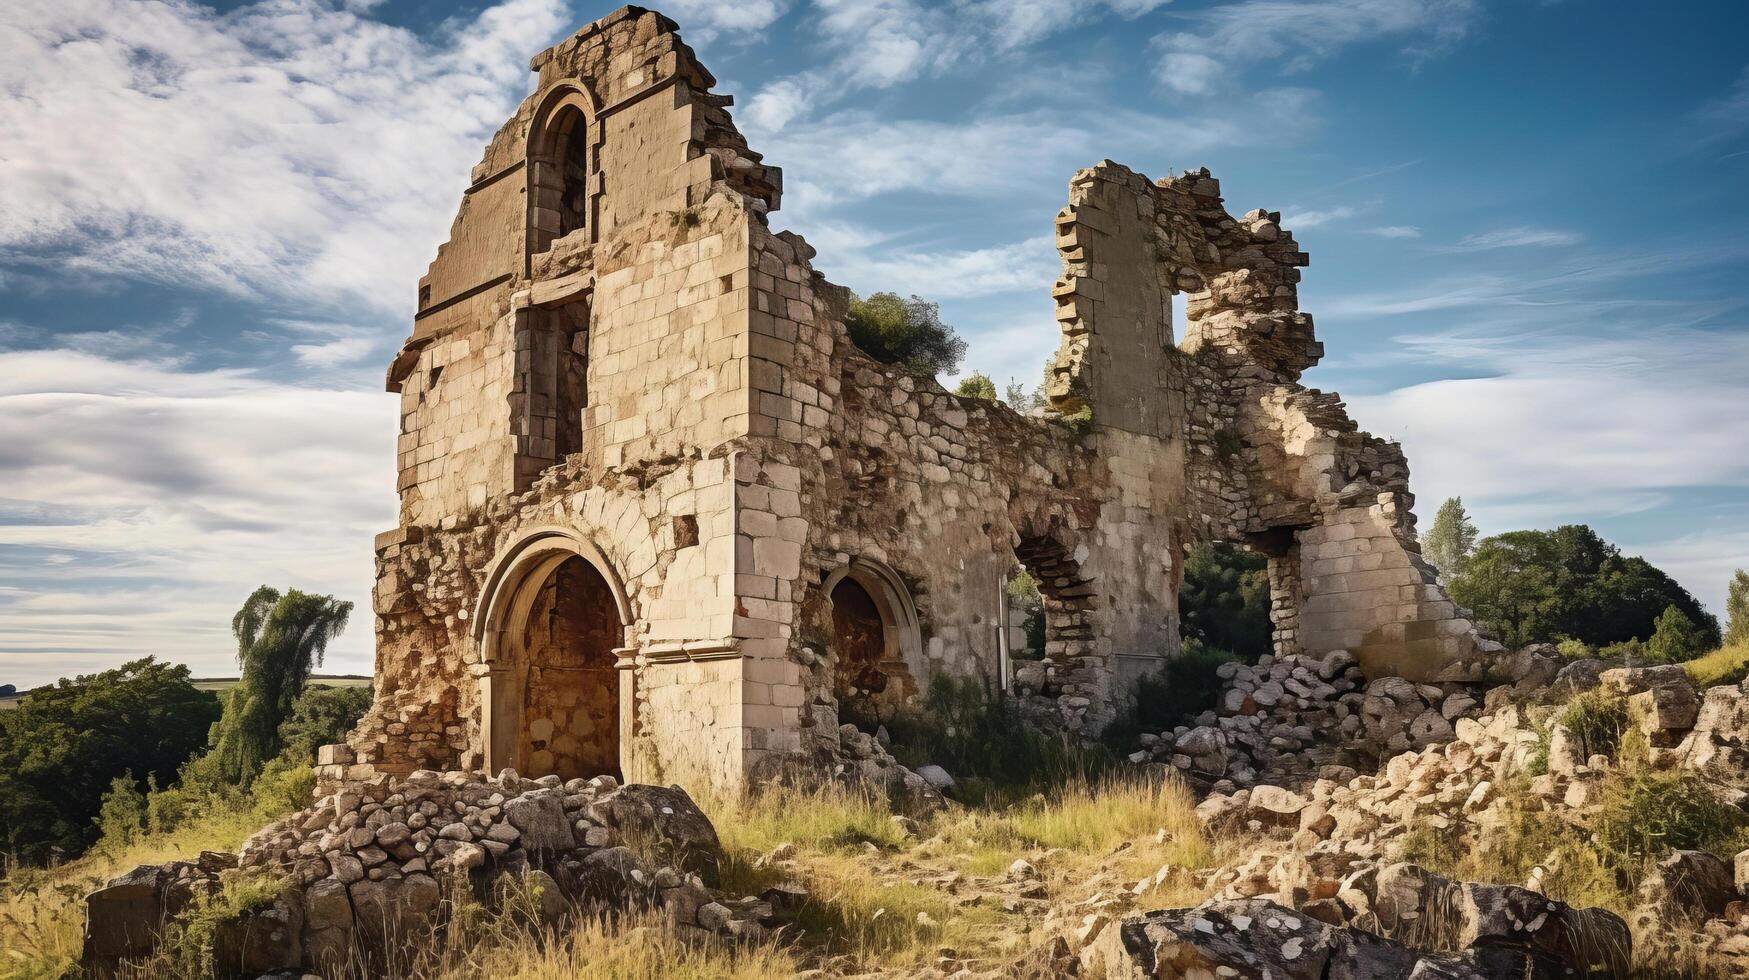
[1093,657,1749,977]
[83,769,791,978]
[1128,650,1546,792]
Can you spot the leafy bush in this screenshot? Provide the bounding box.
[275,684,372,765]
[1177,544,1272,662]
[843,292,967,377]
[94,775,148,855]
[0,658,221,863]
[1555,638,1595,660]
[1555,690,1631,761]
[953,372,996,401]
[1645,605,1711,664]
[884,675,1109,791]
[1102,639,1236,749]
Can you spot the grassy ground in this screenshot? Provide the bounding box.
[1685,643,1749,688]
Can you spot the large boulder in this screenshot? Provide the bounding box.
[583,783,720,882]
[1079,899,1501,980]
[503,789,577,851]
[1639,849,1738,924]
[1370,864,1630,979]
[83,864,170,962]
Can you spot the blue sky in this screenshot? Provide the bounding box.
[2,0,1746,687]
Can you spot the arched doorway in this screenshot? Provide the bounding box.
[822,559,922,729]
[473,529,631,780]
[515,556,621,780]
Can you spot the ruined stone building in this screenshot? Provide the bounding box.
[348,6,1500,797]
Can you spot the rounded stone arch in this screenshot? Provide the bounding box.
[1007,511,1099,662]
[821,557,924,725]
[472,525,632,659]
[471,526,633,777]
[525,82,603,257]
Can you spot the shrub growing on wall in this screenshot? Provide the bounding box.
[844,292,967,378]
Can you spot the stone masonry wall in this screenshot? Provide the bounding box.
[351,6,1504,801]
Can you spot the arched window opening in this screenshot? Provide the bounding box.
[1014,533,1096,663]
[529,102,592,257]
[514,555,621,781]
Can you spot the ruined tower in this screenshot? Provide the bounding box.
[348,6,1498,798]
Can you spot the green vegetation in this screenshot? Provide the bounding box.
[1177,542,1272,662]
[275,683,374,765]
[0,658,220,862]
[1007,567,1044,658]
[1422,496,1478,582]
[212,586,353,785]
[1646,604,1713,664]
[843,292,967,378]
[1727,569,1749,647]
[953,371,996,401]
[1104,639,1235,749]
[1554,689,1631,760]
[885,675,1109,796]
[1447,524,1719,653]
[1684,643,1749,688]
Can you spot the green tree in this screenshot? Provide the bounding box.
[276,684,373,765]
[95,773,147,852]
[1422,496,1478,581]
[1726,569,1749,647]
[954,371,997,401]
[1177,543,1273,662]
[211,587,353,786]
[844,292,967,377]
[1448,525,1719,650]
[0,658,220,862]
[1646,605,1711,663]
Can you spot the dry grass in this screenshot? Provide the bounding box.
[0,799,272,978]
[1685,643,1749,689]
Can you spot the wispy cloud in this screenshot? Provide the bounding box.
[1687,64,1749,150]
[1283,206,1357,228]
[1152,0,1480,93]
[0,0,570,314]
[1367,225,1423,238]
[1451,226,1582,250]
[0,349,394,685]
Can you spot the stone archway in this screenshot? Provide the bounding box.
[821,558,922,728]
[472,527,633,779]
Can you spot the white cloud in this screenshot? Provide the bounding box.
[1452,226,1582,250]
[1153,0,1479,93]
[662,0,792,43]
[1368,225,1422,238]
[1282,205,1356,228]
[0,0,569,314]
[0,349,395,686]
[816,235,1059,301]
[1347,327,1749,615]
[1688,64,1749,149]
[1158,51,1223,94]
[292,336,377,367]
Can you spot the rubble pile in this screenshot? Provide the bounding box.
[82,770,789,977]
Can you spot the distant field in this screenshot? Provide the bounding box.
[0,674,371,709]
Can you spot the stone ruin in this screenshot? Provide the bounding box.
[346,4,1500,801]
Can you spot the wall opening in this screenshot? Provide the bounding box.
[1014,534,1096,663]
[513,555,622,781]
[529,102,592,256]
[511,298,589,489]
[1176,540,1272,662]
[823,559,922,731]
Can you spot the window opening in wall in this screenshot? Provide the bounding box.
[530,103,591,256]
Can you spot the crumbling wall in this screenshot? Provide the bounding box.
[354,6,1501,801]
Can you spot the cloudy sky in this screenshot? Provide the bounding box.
[2,0,1746,688]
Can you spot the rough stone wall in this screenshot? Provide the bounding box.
[351,5,1498,800]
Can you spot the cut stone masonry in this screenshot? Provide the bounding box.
[349,5,1498,798]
